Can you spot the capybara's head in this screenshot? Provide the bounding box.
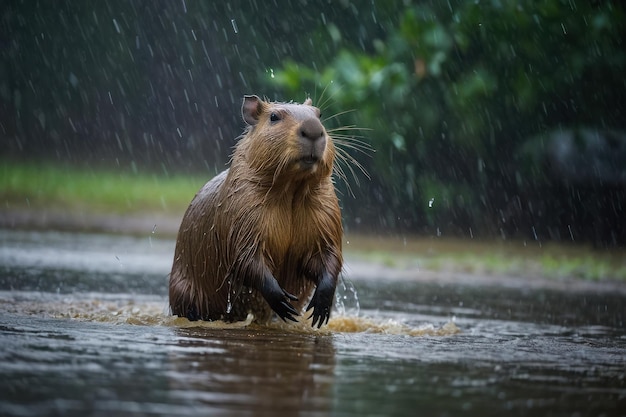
[237,95,335,181]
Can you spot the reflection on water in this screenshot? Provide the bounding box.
[0,229,625,416]
[169,328,336,416]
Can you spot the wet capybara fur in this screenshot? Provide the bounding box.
[169,95,342,327]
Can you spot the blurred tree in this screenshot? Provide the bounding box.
[2,0,624,244]
[270,0,626,245]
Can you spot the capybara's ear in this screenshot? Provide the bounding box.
[242,95,263,126]
[303,97,313,106]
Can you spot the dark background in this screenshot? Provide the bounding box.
[2,0,625,245]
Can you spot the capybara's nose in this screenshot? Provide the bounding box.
[299,118,325,142]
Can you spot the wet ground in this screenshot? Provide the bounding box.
[0,228,625,416]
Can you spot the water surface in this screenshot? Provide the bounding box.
[0,229,624,416]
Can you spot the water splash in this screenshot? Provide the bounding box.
[0,293,457,336]
[334,275,360,317]
[226,279,233,314]
[327,316,460,336]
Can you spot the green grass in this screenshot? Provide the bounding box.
[344,236,626,282]
[0,160,208,215]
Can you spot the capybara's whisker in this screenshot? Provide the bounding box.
[322,109,357,124]
[317,85,343,113]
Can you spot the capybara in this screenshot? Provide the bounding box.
[169,95,342,327]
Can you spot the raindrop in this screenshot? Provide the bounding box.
[477,158,485,172]
[68,72,79,88]
[428,197,435,208]
[231,19,238,34]
[226,280,233,314]
[112,18,121,34]
[37,112,46,129]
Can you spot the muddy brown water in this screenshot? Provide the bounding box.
[0,229,624,416]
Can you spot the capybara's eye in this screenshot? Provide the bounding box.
[270,112,281,122]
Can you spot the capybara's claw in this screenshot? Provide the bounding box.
[306,299,330,328]
[283,289,299,302]
[306,272,335,328]
[275,291,299,322]
[278,300,300,323]
[260,276,299,322]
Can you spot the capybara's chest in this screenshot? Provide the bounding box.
[259,203,323,271]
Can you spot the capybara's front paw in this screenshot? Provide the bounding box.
[306,272,336,328]
[260,276,299,322]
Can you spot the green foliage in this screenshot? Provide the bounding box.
[268,0,626,238]
[3,0,624,243]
